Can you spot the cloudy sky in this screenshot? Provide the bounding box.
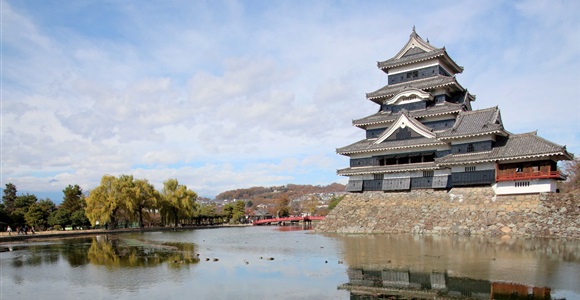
[2,0,579,202]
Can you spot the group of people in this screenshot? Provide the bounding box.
[6,225,35,236]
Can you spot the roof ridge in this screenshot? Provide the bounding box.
[462,106,497,114]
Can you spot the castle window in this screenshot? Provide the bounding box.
[406,70,418,79]
[410,155,422,164]
[516,164,524,173]
[374,174,384,180]
[515,181,530,188]
[423,170,434,177]
[423,153,435,162]
[466,143,474,153]
[465,166,476,172]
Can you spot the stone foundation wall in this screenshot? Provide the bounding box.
[315,187,580,239]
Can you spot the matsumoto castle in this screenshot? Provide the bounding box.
[337,28,572,195]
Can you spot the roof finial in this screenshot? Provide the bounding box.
[412,25,416,33]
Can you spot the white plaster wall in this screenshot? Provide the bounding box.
[493,179,557,195]
[383,172,411,179]
[434,169,451,176]
[451,162,495,172]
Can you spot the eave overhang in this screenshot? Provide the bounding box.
[336,140,446,155]
[353,107,463,128]
[438,130,508,140]
[437,151,572,166]
[366,76,464,104]
[378,49,464,75]
[337,162,439,176]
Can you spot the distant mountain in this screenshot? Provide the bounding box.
[215,183,346,202]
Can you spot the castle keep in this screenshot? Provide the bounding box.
[337,29,572,195]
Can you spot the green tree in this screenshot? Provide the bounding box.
[2,183,17,214]
[160,179,197,227]
[230,200,246,223]
[61,185,84,212]
[0,203,9,226]
[60,184,90,229]
[12,193,37,225]
[222,203,234,222]
[70,209,90,229]
[129,179,161,228]
[86,175,125,229]
[198,203,217,217]
[25,199,56,230]
[48,209,70,229]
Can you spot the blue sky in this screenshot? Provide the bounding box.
[2,0,579,202]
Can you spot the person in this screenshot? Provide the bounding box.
[31,226,36,234]
[7,226,12,236]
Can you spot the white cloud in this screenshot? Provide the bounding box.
[2,1,579,200]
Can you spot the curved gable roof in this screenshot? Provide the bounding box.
[374,111,435,144]
[366,75,464,103]
[438,106,505,139]
[377,29,463,74]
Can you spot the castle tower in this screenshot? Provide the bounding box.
[337,29,572,195]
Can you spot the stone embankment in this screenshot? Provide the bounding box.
[315,187,580,239]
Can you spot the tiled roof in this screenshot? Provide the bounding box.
[337,137,445,155]
[437,106,505,139]
[353,102,464,127]
[378,48,446,69]
[378,48,463,74]
[366,75,464,101]
[337,162,438,176]
[436,132,573,165]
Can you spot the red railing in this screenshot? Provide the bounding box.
[252,216,325,226]
[496,171,562,182]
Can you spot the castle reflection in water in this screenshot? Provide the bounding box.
[340,267,553,300]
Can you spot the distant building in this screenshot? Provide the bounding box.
[337,28,572,195]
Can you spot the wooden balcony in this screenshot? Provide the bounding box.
[496,171,563,182]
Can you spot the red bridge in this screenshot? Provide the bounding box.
[252,216,325,226]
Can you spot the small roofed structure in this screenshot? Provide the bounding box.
[337,28,572,195]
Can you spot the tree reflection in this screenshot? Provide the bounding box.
[8,236,199,269]
[10,244,59,268]
[87,236,199,268]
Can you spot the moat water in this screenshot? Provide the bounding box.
[1,226,579,299]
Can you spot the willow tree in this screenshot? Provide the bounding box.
[128,179,161,228]
[86,175,126,229]
[160,179,197,227]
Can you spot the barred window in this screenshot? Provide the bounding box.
[515,181,530,188]
[422,170,434,177]
[465,166,476,172]
[467,143,474,153]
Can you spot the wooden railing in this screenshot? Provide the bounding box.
[496,171,562,181]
